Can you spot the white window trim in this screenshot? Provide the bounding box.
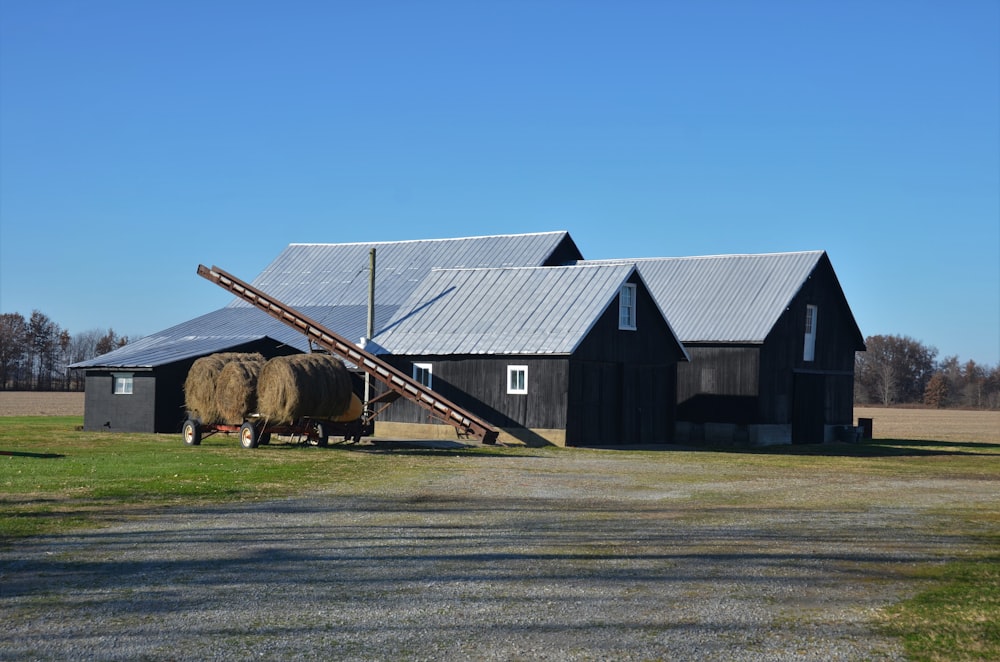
[507,365,528,395]
[412,362,432,388]
[619,283,637,331]
[112,372,134,395]
[803,305,818,362]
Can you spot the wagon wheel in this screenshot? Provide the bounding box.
[239,421,259,449]
[259,431,271,445]
[182,419,202,446]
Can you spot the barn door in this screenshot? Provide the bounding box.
[570,362,622,445]
[792,373,825,444]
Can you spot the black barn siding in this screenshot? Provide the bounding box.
[676,255,863,442]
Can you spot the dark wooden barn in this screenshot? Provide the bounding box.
[73,232,863,447]
[367,264,687,446]
[617,251,865,445]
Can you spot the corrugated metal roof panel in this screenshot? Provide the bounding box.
[581,251,824,343]
[232,231,578,309]
[70,304,400,368]
[373,264,637,355]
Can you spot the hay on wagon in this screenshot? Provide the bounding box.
[184,353,264,425]
[215,355,267,424]
[257,353,353,425]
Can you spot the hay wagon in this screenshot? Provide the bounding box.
[182,415,372,449]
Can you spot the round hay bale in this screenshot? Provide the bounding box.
[184,352,264,424]
[257,353,352,424]
[214,354,266,424]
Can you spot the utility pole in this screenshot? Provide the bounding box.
[364,247,376,407]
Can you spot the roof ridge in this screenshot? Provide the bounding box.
[289,230,568,248]
[582,250,825,263]
[429,262,634,273]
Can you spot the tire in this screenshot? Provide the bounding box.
[239,421,259,449]
[259,432,271,445]
[182,420,202,446]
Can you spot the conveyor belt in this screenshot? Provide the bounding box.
[197,264,500,444]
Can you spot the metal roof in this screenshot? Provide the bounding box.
[583,251,826,343]
[232,231,580,308]
[73,232,578,368]
[372,264,642,355]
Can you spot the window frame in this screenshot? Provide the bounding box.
[618,283,637,331]
[112,372,134,395]
[412,362,433,389]
[507,365,528,395]
[803,304,818,362]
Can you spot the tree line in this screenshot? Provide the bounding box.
[0,311,129,390]
[855,334,1000,409]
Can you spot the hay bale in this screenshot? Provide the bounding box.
[257,353,352,424]
[215,354,266,424]
[184,352,264,424]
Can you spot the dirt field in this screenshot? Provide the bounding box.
[0,391,84,417]
[854,406,1000,443]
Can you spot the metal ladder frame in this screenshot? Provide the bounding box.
[197,264,500,444]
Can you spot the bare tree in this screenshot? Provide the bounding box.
[855,335,937,406]
[28,311,59,389]
[95,328,129,357]
[0,312,28,389]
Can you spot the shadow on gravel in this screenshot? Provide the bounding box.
[2,494,961,601]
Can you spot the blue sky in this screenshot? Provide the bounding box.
[2,1,998,365]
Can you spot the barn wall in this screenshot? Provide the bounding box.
[154,360,197,433]
[84,371,157,432]
[676,346,760,424]
[375,355,570,445]
[568,275,682,445]
[762,256,861,432]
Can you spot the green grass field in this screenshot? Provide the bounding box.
[2,415,998,661]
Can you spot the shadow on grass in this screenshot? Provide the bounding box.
[0,450,65,459]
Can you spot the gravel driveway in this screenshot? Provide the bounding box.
[2,448,981,661]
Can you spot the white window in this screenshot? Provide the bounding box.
[413,362,432,388]
[507,365,528,394]
[803,305,818,362]
[619,283,637,330]
[112,372,134,395]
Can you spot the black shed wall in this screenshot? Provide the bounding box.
[377,355,570,431]
[84,371,158,433]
